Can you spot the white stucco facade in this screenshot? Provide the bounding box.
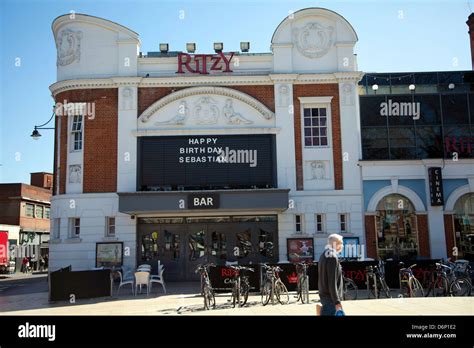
[49,8,366,273]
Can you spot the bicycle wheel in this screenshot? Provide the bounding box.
[204,286,215,310]
[408,277,424,297]
[261,281,272,306]
[275,280,289,305]
[450,278,472,296]
[232,282,240,308]
[239,280,249,307]
[433,275,449,297]
[301,275,309,304]
[379,278,391,298]
[343,278,358,301]
[296,276,303,302]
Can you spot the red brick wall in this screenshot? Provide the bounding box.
[444,214,455,258]
[292,84,342,190]
[416,214,431,257]
[30,173,53,190]
[55,89,118,193]
[364,215,377,258]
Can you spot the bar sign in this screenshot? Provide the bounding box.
[428,167,444,206]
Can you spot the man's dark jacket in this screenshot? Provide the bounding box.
[318,248,344,305]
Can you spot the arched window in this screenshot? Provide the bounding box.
[453,193,474,259]
[375,194,419,260]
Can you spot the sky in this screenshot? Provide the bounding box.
[0,0,473,184]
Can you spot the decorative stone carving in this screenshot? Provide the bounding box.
[121,87,134,110]
[138,86,274,123]
[155,101,189,126]
[278,84,290,107]
[56,29,83,66]
[307,161,329,181]
[293,22,334,59]
[341,83,354,106]
[222,99,252,125]
[69,165,82,184]
[194,97,220,125]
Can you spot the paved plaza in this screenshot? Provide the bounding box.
[0,274,472,316]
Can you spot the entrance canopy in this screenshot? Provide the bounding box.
[118,189,290,215]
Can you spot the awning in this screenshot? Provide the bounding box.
[118,189,290,215]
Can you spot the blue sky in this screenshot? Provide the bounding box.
[0,0,472,184]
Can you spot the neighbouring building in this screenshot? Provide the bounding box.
[0,172,53,271]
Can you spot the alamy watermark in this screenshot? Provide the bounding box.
[380,99,420,120]
[55,100,95,119]
[216,147,258,167]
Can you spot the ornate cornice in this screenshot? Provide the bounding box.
[138,86,275,123]
[49,72,366,97]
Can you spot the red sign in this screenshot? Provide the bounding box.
[0,231,8,266]
[177,52,235,74]
[445,136,473,155]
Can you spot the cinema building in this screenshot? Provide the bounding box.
[359,71,474,261]
[49,8,366,279]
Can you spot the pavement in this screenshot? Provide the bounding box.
[0,274,473,315]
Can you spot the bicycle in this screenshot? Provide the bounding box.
[228,265,254,307]
[366,260,391,299]
[342,276,358,300]
[295,262,311,304]
[261,264,289,305]
[424,259,472,297]
[195,263,216,310]
[399,262,424,297]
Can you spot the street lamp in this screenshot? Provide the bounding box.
[31,109,55,140]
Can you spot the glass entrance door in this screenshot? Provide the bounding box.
[185,224,207,280]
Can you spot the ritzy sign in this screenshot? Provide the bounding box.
[177,52,235,74]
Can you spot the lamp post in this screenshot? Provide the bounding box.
[31,109,55,140]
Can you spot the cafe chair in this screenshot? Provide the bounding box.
[137,264,152,271]
[150,266,166,294]
[135,271,151,296]
[116,270,134,296]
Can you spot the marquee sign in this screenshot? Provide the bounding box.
[177,52,235,74]
[138,135,276,190]
[428,167,444,206]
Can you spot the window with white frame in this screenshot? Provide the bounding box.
[295,214,303,233]
[71,115,83,151]
[106,217,115,237]
[70,218,80,238]
[315,214,325,233]
[35,205,44,219]
[25,203,34,217]
[339,214,349,233]
[303,107,328,147]
[45,207,51,219]
[53,218,60,239]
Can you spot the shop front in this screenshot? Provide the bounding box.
[118,189,288,281]
[137,215,278,281]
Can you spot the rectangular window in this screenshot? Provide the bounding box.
[71,115,83,151]
[339,214,349,233]
[70,218,80,238]
[295,215,302,233]
[303,107,328,147]
[315,214,325,233]
[25,204,34,217]
[35,205,44,219]
[106,217,115,237]
[53,218,60,239]
[44,207,51,219]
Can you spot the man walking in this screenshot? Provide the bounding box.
[318,234,344,315]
